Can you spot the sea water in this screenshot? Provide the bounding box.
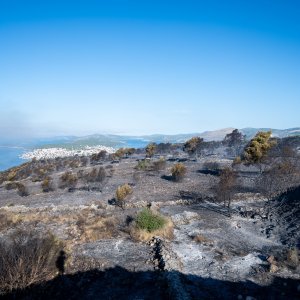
[0,138,149,172]
[0,146,29,171]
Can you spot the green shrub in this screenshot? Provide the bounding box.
[171,163,187,182]
[136,208,166,232]
[135,159,151,171]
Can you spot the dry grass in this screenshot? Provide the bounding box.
[130,217,174,242]
[192,234,213,245]
[1,208,119,246]
[77,215,118,242]
[0,229,63,294]
[0,210,20,231]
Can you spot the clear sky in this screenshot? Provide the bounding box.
[0,0,299,138]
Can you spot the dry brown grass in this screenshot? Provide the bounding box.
[76,215,118,242]
[192,234,213,246]
[0,207,119,247]
[0,230,62,294]
[0,210,20,231]
[130,217,174,242]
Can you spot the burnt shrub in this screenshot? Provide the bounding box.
[41,176,54,192]
[60,172,78,189]
[80,156,88,167]
[91,150,107,163]
[132,171,142,183]
[0,230,62,295]
[86,167,106,183]
[16,183,29,197]
[201,161,221,175]
[115,184,133,209]
[0,211,15,231]
[152,158,166,172]
[171,163,187,182]
[97,167,106,182]
[5,182,19,190]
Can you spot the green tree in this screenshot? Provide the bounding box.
[183,137,203,157]
[242,131,276,167]
[223,129,245,147]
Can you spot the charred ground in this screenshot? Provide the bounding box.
[0,133,299,299]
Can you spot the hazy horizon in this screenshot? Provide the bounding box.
[1,1,299,139]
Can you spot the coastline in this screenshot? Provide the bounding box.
[20,145,115,160]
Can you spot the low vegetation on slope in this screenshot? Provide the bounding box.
[0,130,299,298]
[130,208,173,241]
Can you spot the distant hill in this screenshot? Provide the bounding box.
[35,127,300,149]
[240,127,300,139]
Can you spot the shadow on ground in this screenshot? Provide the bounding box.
[3,266,300,300]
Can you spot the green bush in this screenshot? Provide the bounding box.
[135,159,151,171]
[136,208,166,232]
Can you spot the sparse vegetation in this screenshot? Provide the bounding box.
[16,182,29,197]
[115,184,133,208]
[183,137,203,157]
[145,143,156,158]
[91,150,107,162]
[242,131,276,167]
[86,167,106,183]
[0,230,62,294]
[60,171,78,189]
[5,182,19,190]
[171,163,187,182]
[152,158,166,172]
[41,176,54,192]
[76,215,118,242]
[0,132,299,298]
[130,208,173,241]
[215,167,237,210]
[136,208,166,232]
[0,211,18,231]
[135,159,151,171]
[192,234,213,245]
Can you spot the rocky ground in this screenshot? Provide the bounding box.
[0,153,299,299]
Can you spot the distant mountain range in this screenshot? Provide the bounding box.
[0,127,299,171]
[33,127,300,149]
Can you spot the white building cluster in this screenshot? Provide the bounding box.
[20,145,115,160]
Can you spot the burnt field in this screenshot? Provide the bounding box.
[0,134,299,299]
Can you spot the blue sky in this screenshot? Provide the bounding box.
[0,0,299,138]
